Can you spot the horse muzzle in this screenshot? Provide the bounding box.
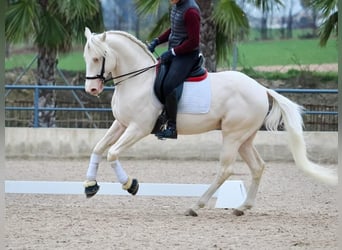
[85,80,104,96]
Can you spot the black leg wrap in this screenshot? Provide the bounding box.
[85,182,100,198]
[127,178,139,196]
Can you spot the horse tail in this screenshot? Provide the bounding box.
[264,89,337,186]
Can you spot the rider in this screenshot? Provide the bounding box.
[147,0,201,139]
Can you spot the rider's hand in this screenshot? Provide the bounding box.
[147,38,159,53]
[160,50,174,63]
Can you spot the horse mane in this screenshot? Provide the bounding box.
[106,30,156,62]
[86,30,156,63]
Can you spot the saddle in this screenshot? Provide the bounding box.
[153,54,206,104]
[187,54,206,79]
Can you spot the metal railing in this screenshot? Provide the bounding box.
[273,88,338,115]
[5,85,115,128]
[5,84,338,129]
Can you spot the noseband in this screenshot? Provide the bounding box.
[85,56,108,83]
[85,56,159,86]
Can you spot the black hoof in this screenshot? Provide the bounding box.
[127,178,139,195]
[232,209,245,216]
[85,182,100,198]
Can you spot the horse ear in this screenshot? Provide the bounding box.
[100,32,106,42]
[85,27,92,40]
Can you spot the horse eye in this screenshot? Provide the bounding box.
[93,58,99,63]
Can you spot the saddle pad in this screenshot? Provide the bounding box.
[178,75,211,114]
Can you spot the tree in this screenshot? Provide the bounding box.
[309,0,338,46]
[300,0,318,37]
[135,0,283,72]
[286,0,294,39]
[5,0,103,127]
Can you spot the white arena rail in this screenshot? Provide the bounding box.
[5,180,247,209]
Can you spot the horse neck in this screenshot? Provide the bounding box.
[107,33,157,103]
[113,55,156,98]
[107,33,156,84]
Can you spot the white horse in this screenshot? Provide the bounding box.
[82,27,337,217]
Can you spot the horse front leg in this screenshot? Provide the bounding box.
[84,120,126,198]
[106,124,148,195]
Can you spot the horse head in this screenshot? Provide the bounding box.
[83,27,117,96]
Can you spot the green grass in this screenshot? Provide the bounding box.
[247,28,316,41]
[56,51,86,71]
[233,38,338,68]
[241,67,337,82]
[5,51,86,71]
[5,38,338,72]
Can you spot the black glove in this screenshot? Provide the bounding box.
[160,50,174,63]
[147,38,159,53]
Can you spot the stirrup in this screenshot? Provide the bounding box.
[155,124,177,139]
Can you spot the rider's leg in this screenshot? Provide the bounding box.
[156,50,199,139]
[156,90,178,139]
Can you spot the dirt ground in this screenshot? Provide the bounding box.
[5,158,338,250]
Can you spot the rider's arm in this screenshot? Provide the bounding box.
[158,28,171,44]
[173,8,200,55]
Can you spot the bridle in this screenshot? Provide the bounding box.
[85,56,159,86]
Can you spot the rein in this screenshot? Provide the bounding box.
[85,57,159,86]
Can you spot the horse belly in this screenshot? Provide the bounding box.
[176,113,221,135]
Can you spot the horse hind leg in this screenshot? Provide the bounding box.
[185,139,238,217]
[234,133,265,216]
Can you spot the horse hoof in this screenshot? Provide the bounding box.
[185,208,198,217]
[127,178,139,195]
[84,181,100,198]
[233,209,244,216]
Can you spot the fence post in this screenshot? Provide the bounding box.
[33,86,39,128]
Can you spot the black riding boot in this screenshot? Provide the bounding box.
[155,91,178,139]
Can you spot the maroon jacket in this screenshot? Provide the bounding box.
[158,7,200,55]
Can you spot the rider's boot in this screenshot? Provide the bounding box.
[156,91,178,139]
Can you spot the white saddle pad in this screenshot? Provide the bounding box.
[178,75,211,114]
